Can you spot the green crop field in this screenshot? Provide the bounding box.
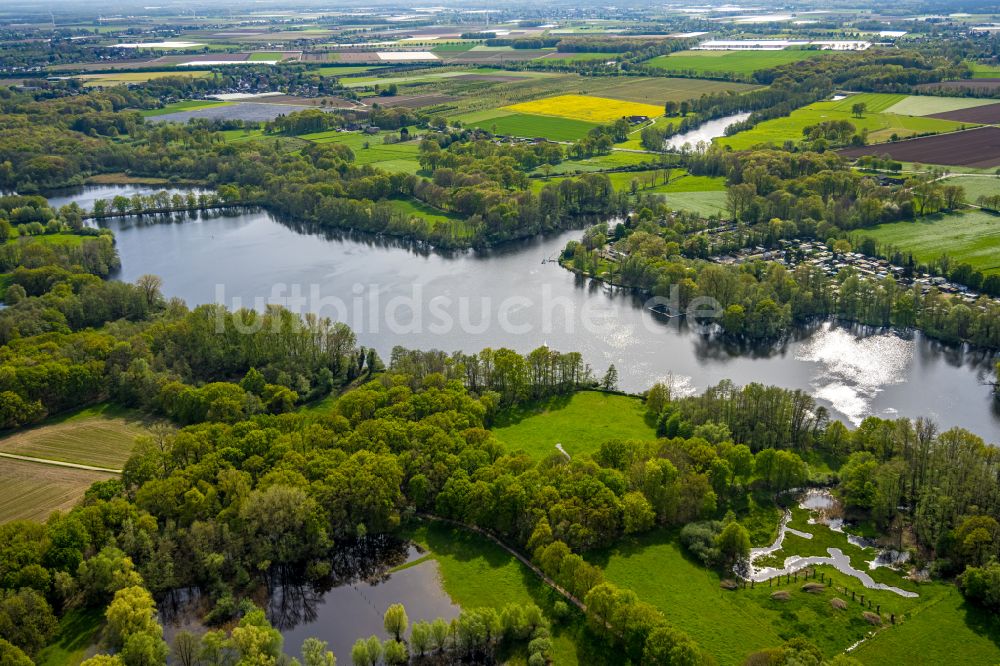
[883,95,998,116]
[0,405,151,469]
[491,391,654,459]
[247,51,287,61]
[541,52,617,64]
[646,49,825,76]
[140,99,231,117]
[718,93,969,149]
[856,209,1000,274]
[314,65,387,76]
[466,111,600,141]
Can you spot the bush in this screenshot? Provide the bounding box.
[679,521,722,566]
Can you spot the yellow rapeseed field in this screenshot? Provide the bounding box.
[504,94,663,123]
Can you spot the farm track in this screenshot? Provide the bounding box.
[0,451,122,473]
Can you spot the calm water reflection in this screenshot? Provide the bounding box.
[43,186,1000,439]
[160,536,459,661]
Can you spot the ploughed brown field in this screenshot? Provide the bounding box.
[839,126,1000,168]
[928,102,1000,124]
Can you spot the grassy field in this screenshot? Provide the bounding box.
[466,111,600,141]
[966,61,1000,78]
[247,51,287,61]
[718,93,969,149]
[140,99,231,117]
[541,52,617,64]
[314,65,387,77]
[404,521,602,665]
[35,608,105,666]
[385,197,468,231]
[0,404,151,469]
[299,130,423,173]
[531,150,655,175]
[856,209,1000,274]
[79,70,212,87]
[0,458,114,523]
[940,175,1000,200]
[646,49,824,76]
[589,525,936,665]
[491,391,654,459]
[853,585,1000,664]
[504,94,663,123]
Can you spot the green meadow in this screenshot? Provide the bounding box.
[646,49,824,76]
[856,209,1000,275]
[491,391,654,460]
[465,111,600,142]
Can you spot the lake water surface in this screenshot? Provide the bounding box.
[46,187,1000,439]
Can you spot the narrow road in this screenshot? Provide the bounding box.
[0,451,121,474]
[417,514,588,613]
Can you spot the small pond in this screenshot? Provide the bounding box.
[159,536,459,662]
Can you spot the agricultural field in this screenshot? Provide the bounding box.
[589,77,759,105]
[928,102,1000,124]
[839,126,1000,168]
[140,99,231,117]
[504,94,663,123]
[491,391,655,459]
[646,49,825,76]
[719,93,971,150]
[0,406,151,469]
[966,60,1000,78]
[313,65,388,76]
[0,458,115,523]
[77,70,213,87]
[540,52,618,64]
[882,95,998,116]
[855,209,1000,275]
[465,110,600,141]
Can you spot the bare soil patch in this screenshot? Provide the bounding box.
[839,126,1000,168]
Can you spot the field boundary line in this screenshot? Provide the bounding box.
[0,451,122,473]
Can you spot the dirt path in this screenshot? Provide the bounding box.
[0,451,122,474]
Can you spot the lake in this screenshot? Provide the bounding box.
[45,187,1000,439]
